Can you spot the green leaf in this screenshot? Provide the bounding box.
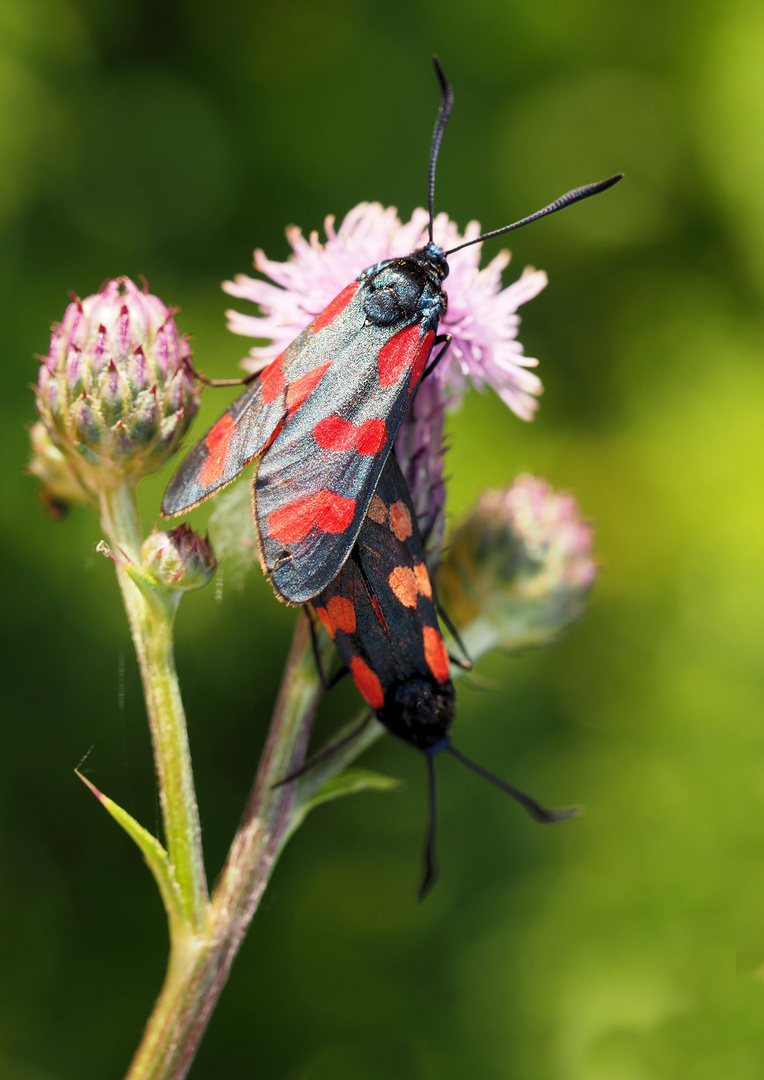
[292,767,401,827]
[76,770,187,928]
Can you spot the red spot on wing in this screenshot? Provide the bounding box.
[326,595,356,634]
[377,326,434,388]
[312,414,354,451]
[423,626,450,684]
[355,418,387,454]
[349,656,385,709]
[313,415,387,455]
[311,283,359,334]
[200,412,236,486]
[410,329,435,387]
[286,362,331,416]
[264,417,284,451]
[369,593,390,635]
[260,352,286,403]
[388,566,418,609]
[314,605,335,639]
[267,490,356,544]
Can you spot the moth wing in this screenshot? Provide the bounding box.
[312,556,400,711]
[354,455,449,686]
[256,321,436,604]
[161,379,277,516]
[161,289,356,517]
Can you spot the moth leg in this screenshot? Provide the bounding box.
[421,333,452,382]
[306,607,328,688]
[326,665,350,690]
[306,608,349,690]
[184,358,261,388]
[418,751,440,900]
[272,712,374,787]
[436,598,473,669]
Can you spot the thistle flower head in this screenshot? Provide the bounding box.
[35,278,200,496]
[224,203,546,418]
[223,203,547,553]
[141,524,217,593]
[438,475,597,653]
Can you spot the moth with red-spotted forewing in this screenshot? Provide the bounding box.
[161,59,621,605]
[307,453,575,898]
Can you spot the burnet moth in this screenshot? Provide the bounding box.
[292,454,575,898]
[162,60,622,605]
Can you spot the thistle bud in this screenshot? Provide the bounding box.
[27,420,94,518]
[35,278,200,495]
[141,524,217,593]
[438,475,597,653]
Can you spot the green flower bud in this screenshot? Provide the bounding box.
[438,475,597,654]
[35,278,200,494]
[27,420,94,518]
[141,524,217,593]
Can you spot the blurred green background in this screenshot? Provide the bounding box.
[0,0,759,1076]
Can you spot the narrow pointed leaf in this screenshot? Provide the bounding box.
[76,770,186,926]
[293,767,400,827]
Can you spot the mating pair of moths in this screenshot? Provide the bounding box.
[163,61,621,896]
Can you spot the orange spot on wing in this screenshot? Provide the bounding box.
[349,656,384,709]
[388,565,419,608]
[389,500,412,541]
[313,415,387,456]
[200,412,236,486]
[413,562,432,599]
[367,495,388,525]
[377,326,434,387]
[260,352,286,403]
[286,362,331,416]
[423,626,450,683]
[311,282,359,333]
[314,605,335,639]
[326,595,356,634]
[267,490,356,544]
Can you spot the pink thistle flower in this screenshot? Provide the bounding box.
[35,278,199,494]
[438,475,597,651]
[223,203,547,556]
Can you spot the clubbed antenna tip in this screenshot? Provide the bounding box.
[445,173,625,256]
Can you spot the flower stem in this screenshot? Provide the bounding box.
[125,613,321,1080]
[98,483,208,934]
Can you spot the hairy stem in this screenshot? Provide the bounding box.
[125,614,321,1080]
[98,483,208,933]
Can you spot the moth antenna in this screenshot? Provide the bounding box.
[418,750,441,900]
[446,744,578,823]
[444,173,624,256]
[428,57,454,245]
[272,713,373,788]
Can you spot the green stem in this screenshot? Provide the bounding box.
[98,483,208,934]
[125,614,321,1080]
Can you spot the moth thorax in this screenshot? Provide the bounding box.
[362,256,445,327]
[380,676,455,751]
